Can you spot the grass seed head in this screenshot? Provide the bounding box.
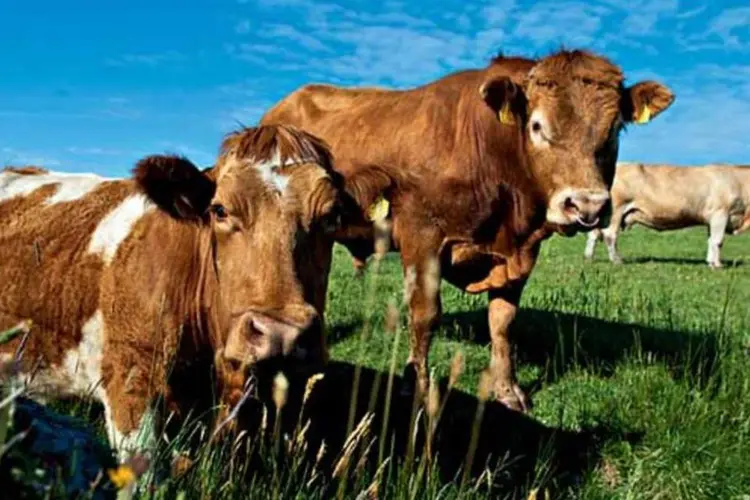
[427,374,440,421]
[384,299,399,335]
[272,371,289,411]
[449,350,465,389]
[477,369,493,402]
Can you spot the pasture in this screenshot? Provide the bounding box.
[4,225,750,499]
[324,225,750,499]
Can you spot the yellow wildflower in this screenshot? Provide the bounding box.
[107,465,135,489]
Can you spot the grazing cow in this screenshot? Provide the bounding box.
[0,124,386,464]
[260,49,674,411]
[584,162,750,268]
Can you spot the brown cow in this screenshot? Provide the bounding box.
[260,49,675,411]
[0,124,386,466]
[584,162,750,268]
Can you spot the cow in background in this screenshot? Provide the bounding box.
[584,162,750,268]
[0,124,390,466]
[260,49,675,411]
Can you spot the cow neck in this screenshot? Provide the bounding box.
[154,214,223,352]
[446,79,547,245]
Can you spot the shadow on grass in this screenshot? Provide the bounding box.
[441,308,720,387]
[326,321,363,344]
[244,360,628,498]
[613,256,746,267]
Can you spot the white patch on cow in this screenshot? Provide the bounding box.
[706,211,729,268]
[251,149,317,194]
[106,405,158,463]
[528,109,551,149]
[602,228,622,264]
[62,310,106,398]
[88,194,155,264]
[0,170,113,205]
[584,230,600,259]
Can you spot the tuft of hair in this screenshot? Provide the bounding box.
[2,165,49,175]
[220,124,334,172]
[489,51,536,69]
[132,154,216,220]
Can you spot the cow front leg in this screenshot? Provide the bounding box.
[707,212,729,268]
[583,229,602,260]
[488,284,528,412]
[401,257,442,401]
[101,360,165,491]
[602,227,623,264]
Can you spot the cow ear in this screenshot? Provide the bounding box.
[479,77,526,126]
[623,81,675,125]
[132,154,216,221]
[339,166,397,225]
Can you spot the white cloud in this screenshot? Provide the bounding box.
[259,24,331,52]
[512,2,610,47]
[105,50,186,67]
[707,7,750,49]
[66,147,122,156]
[675,6,707,19]
[676,6,750,51]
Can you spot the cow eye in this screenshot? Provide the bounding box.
[321,208,342,233]
[531,121,542,133]
[210,203,228,220]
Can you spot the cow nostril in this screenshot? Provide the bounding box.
[564,196,579,213]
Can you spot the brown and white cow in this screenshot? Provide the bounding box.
[260,49,675,411]
[0,124,384,464]
[584,162,750,268]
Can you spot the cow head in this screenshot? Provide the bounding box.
[480,49,674,232]
[133,125,360,381]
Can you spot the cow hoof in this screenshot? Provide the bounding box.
[496,385,530,413]
[612,257,623,265]
[708,262,722,269]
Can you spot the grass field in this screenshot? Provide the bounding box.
[323,225,750,499]
[4,225,750,499]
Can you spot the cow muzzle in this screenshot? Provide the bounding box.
[547,188,610,230]
[224,307,323,367]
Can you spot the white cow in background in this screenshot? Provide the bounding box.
[584,162,750,268]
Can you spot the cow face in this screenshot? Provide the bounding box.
[480,50,674,232]
[134,125,352,376]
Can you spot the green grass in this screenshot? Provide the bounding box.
[4,225,750,499]
[325,226,750,499]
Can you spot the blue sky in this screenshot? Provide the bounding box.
[2,0,749,177]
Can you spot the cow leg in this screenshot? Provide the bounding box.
[101,354,166,490]
[488,283,528,412]
[598,203,627,264]
[583,229,602,260]
[706,212,729,268]
[401,256,442,401]
[602,227,623,264]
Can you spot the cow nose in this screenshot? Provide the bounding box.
[246,307,320,361]
[563,190,609,227]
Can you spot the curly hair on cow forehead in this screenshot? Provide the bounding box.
[219,123,334,172]
[492,48,625,90]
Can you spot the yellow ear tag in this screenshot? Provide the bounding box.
[367,195,390,222]
[635,105,651,124]
[498,101,515,125]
